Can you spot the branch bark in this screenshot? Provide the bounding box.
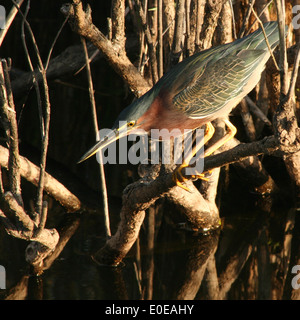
[61,1,151,97]
[0,192,59,272]
[0,145,82,212]
[0,60,22,205]
[197,0,228,50]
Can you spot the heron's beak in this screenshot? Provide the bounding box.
[77,122,136,164]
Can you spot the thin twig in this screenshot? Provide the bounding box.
[34,201,48,238]
[0,0,24,47]
[45,14,70,70]
[195,0,206,49]
[135,0,159,84]
[157,0,163,77]
[13,0,52,217]
[229,0,237,39]
[239,0,255,38]
[35,64,51,218]
[185,0,191,56]
[251,7,280,71]
[16,0,44,137]
[0,165,4,196]
[73,48,100,76]
[246,0,274,35]
[81,37,111,238]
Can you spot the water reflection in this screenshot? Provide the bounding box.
[0,193,299,300]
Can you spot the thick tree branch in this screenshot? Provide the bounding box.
[197,0,228,50]
[61,1,151,97]
[0,60,22,205]
[0,145,82,212]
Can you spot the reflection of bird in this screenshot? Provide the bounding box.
[78,21,280,189]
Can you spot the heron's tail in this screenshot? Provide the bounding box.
[242,21,286,51]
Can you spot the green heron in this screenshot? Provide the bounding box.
[78,21,280,189]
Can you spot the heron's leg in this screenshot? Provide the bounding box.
[173,122,215,191]
[204,118,237,157]
[173,119,237,190]
[189,118,237,180]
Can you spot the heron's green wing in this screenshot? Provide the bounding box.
[172,49,266,119]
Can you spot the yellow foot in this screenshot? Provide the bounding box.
[173,165,212,191]
[172,163,191,192]
[191,169,213,181]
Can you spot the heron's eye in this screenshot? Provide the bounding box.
[128,121,135,127]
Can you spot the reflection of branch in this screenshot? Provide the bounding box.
[43,215,81,270]
[202,255,220,300]
[3,275,29,300]
[218,214,266,299]
[174,232,219,299]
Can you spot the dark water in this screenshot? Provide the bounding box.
[0,189,299,300]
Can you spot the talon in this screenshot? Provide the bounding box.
[173,164,191,192]
[191,173,210,181]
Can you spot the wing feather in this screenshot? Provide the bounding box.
[172,49,265,119]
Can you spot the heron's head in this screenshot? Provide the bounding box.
[77,89,156,164]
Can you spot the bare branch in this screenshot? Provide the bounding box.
[111,0,126,50]
[135,0,159,84]
[0,60,22,205]
[61,1,150,97]
[0,0,24,47]
[157,0,163,77]
[45,14,70,70]
[34,201,48,238]
[251,6,279,71]
[81,36,111,237]
[12,0,52,217]
[238,0,255,38]
[0,145,82,212]
[172,0,185,64]
[198,0,227,50]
